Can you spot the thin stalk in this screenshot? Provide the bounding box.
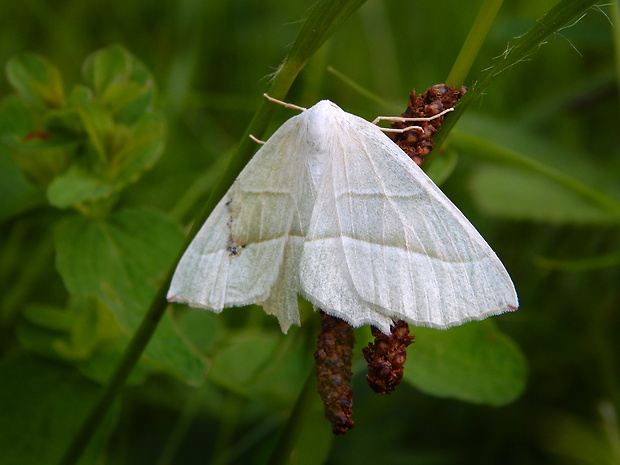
[434,0,600,150]
[446,0,504,89]
[154,387,205,465]
[612,1,620,108]
[429,0,502,161]
[327,66,399,110]
[451,130,620,221]
[58,280,173,465]
[267,369,317,465]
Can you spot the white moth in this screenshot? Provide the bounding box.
[168,97,518,334]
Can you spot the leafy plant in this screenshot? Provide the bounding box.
[1,44,207,464]
[0,0,618,464]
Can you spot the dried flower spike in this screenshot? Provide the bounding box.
[389,84,467,166]
[314,311,355,434]
[363,320,414,395]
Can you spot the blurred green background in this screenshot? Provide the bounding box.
[1,0,619,464]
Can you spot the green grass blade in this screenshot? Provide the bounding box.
[435,0,601,149]
[446,0,505,88]
[612,2,620,102]
[451,130,620,221]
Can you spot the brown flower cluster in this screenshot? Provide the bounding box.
[362,320,414,394]
[314,315,415,434]
[389,84,467,166]
[314,311,355,435]
[314,84,458,433]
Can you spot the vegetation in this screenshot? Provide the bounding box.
[0,0,618,464]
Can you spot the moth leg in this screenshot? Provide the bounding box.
[379,125,424,134]
[248,134,266,145]
[371,107,454,125]
[263,93,306,112]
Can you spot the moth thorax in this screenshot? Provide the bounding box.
[305,101,344,189]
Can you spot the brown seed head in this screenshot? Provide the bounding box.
[363,320,414,395]
[390,84,467,166]
[315,311,355,434]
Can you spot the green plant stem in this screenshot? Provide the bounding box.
[434,0,600,151]
[612,1,620,106]
[154,386,205,465]
[446,0,504,89]
[535,249,620,272]
[267,369,317,465]
[451,130,620,220]
[57,2,368,464]
[58,280,172,465]
[327,66,399,111]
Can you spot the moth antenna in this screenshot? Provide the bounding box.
[263,93,306,112]
[380,125,424,134]
[249,134,265,145]
[372,107,454,125]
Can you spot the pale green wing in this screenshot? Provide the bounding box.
[300,113,518,333]
[168,112,316,333]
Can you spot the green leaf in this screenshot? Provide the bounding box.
[16,295,127,359]
[46,111,165,208]
[66,84,94,106]
[0,97,42,218]
[73,101,115,164]
[47,165,115,208]
[0,143,41,220]
[54,208,207,385]
[22,303,75,331]
[6,53,65,110]
[17,300,99,362]
[109,112,166,185]
[16,305,82,361]
[404,320,527,406]
[471,166,620,224]
[209,327,313,409]
[4,136,74,187]
[47,85,94,134]
[540,411,620,465]
[82,44,155,124]
[0,351,120,465]
[175,308,226,356]
[450,115,620,223]
[76,339,151,385]
[16,298,152,385]
[0,94,33,134]
[0,96,75,187]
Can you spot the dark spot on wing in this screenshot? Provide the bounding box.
[225,197,247,257]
